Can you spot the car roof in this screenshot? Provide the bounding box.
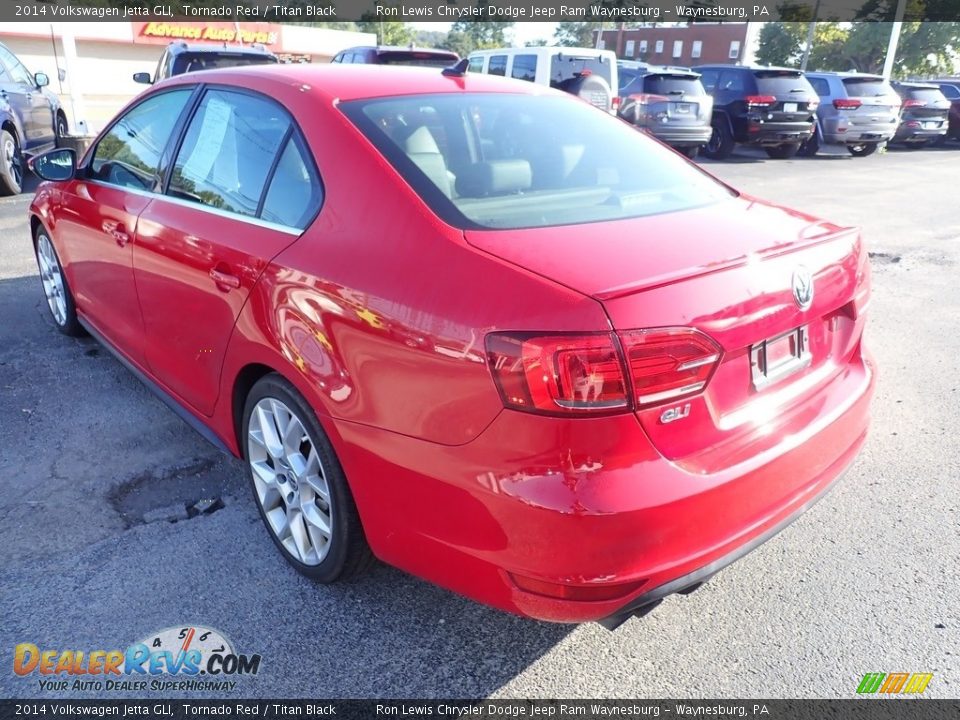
[167,42,274,56]
[806,71,884,80]
[343,45,457,56]
[694,64,802,73]
[160,63,554,102]
[893,80,942,90]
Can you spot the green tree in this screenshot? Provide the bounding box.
[441,19,514,56]
[554,22,598,48]
[356,20,413,46]
[755,22,807,66]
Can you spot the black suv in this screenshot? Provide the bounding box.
[890,81,951,147]
[133,42,278,85]
[693,64,819,159]
[332,46,458,68]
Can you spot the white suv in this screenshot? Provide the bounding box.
[466,47,619,114]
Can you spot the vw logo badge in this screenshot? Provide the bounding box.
[792,266,814,310]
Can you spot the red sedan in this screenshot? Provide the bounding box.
[27,64,874,628]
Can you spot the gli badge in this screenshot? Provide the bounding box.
[660,403,691,424]
[792,266,814,310]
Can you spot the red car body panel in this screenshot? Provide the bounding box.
[29,65,875,624]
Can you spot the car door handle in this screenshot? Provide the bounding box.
[209,267,241,291]
[102,220,131,247]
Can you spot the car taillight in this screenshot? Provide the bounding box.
[620,328,722,407]
[486,328,722,415]
[628,93,670,105]
[833,98,862,110]
[902,99,925,108]
[486,332,629,415]
[745,95,776,108]
[611,96,621,111]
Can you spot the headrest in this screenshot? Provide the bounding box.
[455,160,532,198]
[403,125,441,155]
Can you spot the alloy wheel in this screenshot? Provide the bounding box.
[247,398,333,566]
[36,234,67,326]
[4,135,21,188]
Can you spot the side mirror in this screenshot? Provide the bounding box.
[133,72,152,85]
[34,72,49,88]
[29,148,76,182]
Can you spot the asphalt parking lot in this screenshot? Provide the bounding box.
[1,144,958,700]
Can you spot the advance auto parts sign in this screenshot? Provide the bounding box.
[137,21,279,46]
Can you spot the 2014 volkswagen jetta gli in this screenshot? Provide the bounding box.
[28,65,874,627]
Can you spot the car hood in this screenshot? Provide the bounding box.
[462,194,850,300]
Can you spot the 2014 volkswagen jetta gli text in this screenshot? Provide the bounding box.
[27,65,874,628]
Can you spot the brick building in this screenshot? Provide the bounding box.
[596,23,759,67]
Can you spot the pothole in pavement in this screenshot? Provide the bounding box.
[108,456,242,528]
[869,251,902,265]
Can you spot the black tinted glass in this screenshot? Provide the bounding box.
[754,71,814,96]
[169,90,290,217]
[91,89,191,191]
[171,53,277,75]
[643,75,705,96]
[550,55,612,87]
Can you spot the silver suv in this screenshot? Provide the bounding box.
[801,72,900,157]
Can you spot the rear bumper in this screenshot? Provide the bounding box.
[334,351,875,624]
[821,117,896,145]
[741,122,815,146]
[642,124,713,147]
[894,125,947,142]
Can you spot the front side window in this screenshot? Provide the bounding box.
[90,89,192,191]
[488,55,507,77]
[467,56,484,73]
[0,46,34,85]
[511,55,537,82]
[168,89,290,218]
[342,93,734,231]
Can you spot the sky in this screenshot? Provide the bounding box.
[410,22,559,46]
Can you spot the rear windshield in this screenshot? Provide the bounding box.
[643,74,705,97]
[171,53,277,75]
[341,93,734,231]
[550,55,613,88]
[377,52,457,68]
[901,87,947,102]
[841,77,895,97]
[754,70,815,96]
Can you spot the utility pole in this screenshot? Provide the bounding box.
[596,22,605,49]
[882,0,908,80]
[799,0,821,72]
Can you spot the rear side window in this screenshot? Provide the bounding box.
[260,135,322,230]
[643,74,705,97]
[754,71,814,96]
[168,90,291,218]
[511,55,537,82]
[808,77,830,97]
[717,70,747,93]
[842,77,895,97]
[378,52,456,68]
[699,69,719,92]
[550,55,612,88]
[488,55,507,77]
[939,84,960,100]
[618,67,640,91]
[90,89,192,191]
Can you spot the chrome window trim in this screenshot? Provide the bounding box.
[84,179,303,237]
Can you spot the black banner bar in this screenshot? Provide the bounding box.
[4,0,960,23]
[2,700,960,720]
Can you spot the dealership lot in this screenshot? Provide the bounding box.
[1,146,957,698]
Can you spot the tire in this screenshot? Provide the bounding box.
[701,120,735,160]
[34,226,83,337]
[797,129,821,157]
[679,145,699,159]
[848,142,879,157]
[0,129,23,196]
[243,374,373,582]
[765,143,801,159]
[55,112,68,147]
